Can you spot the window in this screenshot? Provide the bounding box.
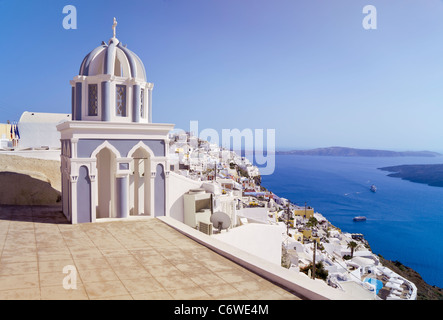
[116,85,127,117]
[88,84,98,116]
[140,88,145,118]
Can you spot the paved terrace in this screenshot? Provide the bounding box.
[0,205,300,300]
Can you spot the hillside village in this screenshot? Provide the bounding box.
[1,12,439,300]
[168,131,418,300]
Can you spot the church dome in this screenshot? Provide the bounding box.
[79,37,147,81]
[71,19,153,123]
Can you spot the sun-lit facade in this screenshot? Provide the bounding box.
[58,20,174,224]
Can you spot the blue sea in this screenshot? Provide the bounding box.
[260,155,443,288]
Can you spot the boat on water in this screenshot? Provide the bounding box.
[370,185,377,193]
[353,216,367,222]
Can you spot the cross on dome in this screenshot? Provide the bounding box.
[78,18,147,81]
[112,17,117,39]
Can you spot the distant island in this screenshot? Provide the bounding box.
[276,147,441,157]
[379,164,443,188]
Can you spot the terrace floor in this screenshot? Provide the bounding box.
[0,205,301,300]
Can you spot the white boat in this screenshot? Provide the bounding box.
[353,216,367,222]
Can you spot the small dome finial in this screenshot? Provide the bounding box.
[112,17,118,38]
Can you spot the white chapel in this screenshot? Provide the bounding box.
[57,19,175,224]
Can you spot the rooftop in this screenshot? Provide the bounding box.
[0,205,300,300]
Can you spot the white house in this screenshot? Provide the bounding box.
[18,111,71,149]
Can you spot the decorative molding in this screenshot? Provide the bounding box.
[127,141,155,158]
[90,140,122,158]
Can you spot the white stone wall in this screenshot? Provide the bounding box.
[168,172,202,222]
[18,122,63,149]
[213,223,283,265]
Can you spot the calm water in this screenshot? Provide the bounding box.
[261,155,443,288]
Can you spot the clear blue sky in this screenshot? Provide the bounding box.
[1,0,443,151]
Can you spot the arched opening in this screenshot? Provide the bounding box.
[114,50,131,78]
[96,147,117,218]
[114,57,122,77]
[129,147,151,216]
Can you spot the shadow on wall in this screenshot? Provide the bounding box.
[0,172,62,205]
[170,196,184,222]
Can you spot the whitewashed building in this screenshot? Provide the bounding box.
[18,112,71,149]
[57,21,174,224]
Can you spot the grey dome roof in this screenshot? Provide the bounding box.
[79,38,147,81]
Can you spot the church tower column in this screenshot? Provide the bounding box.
[71,87,75,118]
[148,87,153,123]
[116,174,129,218]
[74,82,82,120]
[133,84,141,123]
[70,174,78,224]
[101,81,111,121]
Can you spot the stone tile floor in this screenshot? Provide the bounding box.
[0,205,301,300]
